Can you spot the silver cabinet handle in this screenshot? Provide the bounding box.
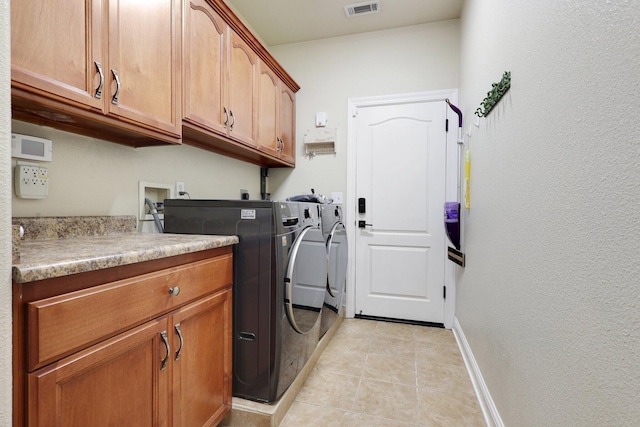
[174,324,183,361]
[111,69,120,105]
[229,110,235,131]
[168,286,180,296]
[223,107,228,129]
[94,61,104,99]
[160,331,170,371]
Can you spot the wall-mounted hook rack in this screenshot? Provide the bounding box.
[475,71,511,117]
[303,128,336,157]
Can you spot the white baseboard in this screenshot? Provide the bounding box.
[452,317,504,427]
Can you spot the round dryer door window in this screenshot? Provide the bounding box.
[285,226,328,334]
[327,221,348,299]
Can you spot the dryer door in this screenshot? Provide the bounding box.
[285,225,328,334]
[326,221,348,302]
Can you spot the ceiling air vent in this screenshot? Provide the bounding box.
[344,1,381,18]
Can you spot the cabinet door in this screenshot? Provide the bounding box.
[279,84,296,164]
[11,0,105,111]
[171,289,232,427]
[257,61,280,157]
[183,0,227,136]
[107,0,181,137]
[27,320,169,427]
[226,30,257,147]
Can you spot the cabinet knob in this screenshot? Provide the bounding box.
[168,286,180,296]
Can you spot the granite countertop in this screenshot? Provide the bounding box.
[12,216,238,284]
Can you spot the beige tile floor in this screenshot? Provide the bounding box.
[280,318,486,427]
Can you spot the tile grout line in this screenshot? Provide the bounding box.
[348,338,370,413]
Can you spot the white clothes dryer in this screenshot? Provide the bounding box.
[319,204,348,337]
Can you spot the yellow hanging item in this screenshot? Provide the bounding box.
[464,148,470,209]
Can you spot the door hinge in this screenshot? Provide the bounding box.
[352,107,358,117]
[443,285,447,299]
[445,118,449,132]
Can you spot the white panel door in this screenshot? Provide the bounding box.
[354,100,446,323]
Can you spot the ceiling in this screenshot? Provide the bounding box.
[225,0,463,46]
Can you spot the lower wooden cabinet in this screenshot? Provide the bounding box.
[14,248,233,427]
[172,290,232,427]
[28,319,170,427]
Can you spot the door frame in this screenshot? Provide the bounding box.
[346,89,459,329]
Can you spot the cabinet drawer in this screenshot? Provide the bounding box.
[26,254,232,371]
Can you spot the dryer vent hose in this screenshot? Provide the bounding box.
[145,198,164,233]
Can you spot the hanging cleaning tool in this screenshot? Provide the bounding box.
[446,99,464,144]
[465,148,470,209]
[444,99,465,266]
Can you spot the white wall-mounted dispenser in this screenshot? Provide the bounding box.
[315,112,327,127]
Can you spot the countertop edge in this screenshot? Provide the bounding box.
[12,234,238,284]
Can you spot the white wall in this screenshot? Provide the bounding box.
[0,0,13,424]
[11,121,262,218]
[458,1,640,425]
[268,20,460,201]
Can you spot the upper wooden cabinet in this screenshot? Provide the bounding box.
[183,0,299,167]
[278,79,297,164]
[226,30,258,147]
[106,0,181,138]
[183,0,227,136]
[257,63,279,157]
[257,61,296,164]
[183,1,257,148]
[11,0,182,147]
[11,0,104,111]
[11,0,299,166]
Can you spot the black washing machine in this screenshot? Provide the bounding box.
[319,204,348,337]
[163,199,327,403]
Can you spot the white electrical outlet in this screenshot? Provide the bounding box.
[15,162,49,199]
[176,181,185,196]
